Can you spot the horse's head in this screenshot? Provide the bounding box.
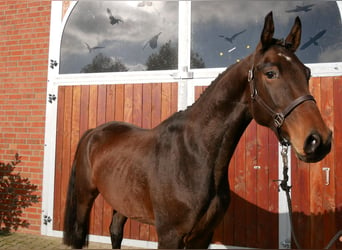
[248,12,332,163]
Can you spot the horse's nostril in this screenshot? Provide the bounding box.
[304,133,322,155]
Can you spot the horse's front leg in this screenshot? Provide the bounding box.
[155,218,185,249]
[109,210,127,249]
[184,231,214,249]
[157,229,184,249]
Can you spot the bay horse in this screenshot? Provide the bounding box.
[63,12,332,249]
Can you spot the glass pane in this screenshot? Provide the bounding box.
[191,1,342,69]
[60,1,178,74]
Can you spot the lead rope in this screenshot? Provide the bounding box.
[279,144,342,249]
[279,144,302,249]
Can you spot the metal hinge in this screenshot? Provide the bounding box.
[48,94,56,104]
[50,59,58,69]
[43,215,52,225]
[170,66,194,79]
[280,238,291,249]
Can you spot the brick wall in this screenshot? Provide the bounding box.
[0,0,51,234]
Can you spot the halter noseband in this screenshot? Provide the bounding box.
[248,67,315,145]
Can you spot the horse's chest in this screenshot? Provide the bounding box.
[187,193,230,239]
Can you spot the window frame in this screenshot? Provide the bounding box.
[54,1,342,86]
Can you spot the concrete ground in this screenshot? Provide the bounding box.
[0,233,114,249]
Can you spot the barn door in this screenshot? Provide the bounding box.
[53,83,178,242]
[52,77,341,248]
[291,76,342,249]
[194,85,280,248]
[52,81,279,248]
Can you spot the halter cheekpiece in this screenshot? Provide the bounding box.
[248,66,315,145]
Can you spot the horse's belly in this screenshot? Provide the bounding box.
[89,122,156,224]
[96,174,155,224]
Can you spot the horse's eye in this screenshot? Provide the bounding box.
[265,71,277,79]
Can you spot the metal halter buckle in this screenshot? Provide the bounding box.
[274,113,285,128]
[248,69,254,82]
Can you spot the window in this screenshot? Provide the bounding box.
[191,1,342,69]
[59,1,341,74]
[60,1,178,74]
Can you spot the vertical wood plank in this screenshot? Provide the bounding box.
[124,84,133,124]
[309,77,324,248]
[102,85,116,236]
[151,83,161,128]
[232,133,247,246]
[93,85,107,236]
[133,84,143,127]
[70,85,81,171]
[333,76,342,249]
[134,84,150,241]
[88,85,98,235]
[320,77,336,247]
[106,85,116,122]
[256,125,271,248]
[142,84,152,129]
[115,85,124,122]
[113,84,131,240]
[60,86,73,233]
[97,85,107,125]
[140,84,153,241]
[195,86,203,100]
[124,84,140,239]
[245,121,257,247]
[171,82,178,113]
[268,132,279,245]
[65,86,81,233]
[79,85,90,136]
[161,83,171,121]
[88,85,98,129]
[53,86,65,230]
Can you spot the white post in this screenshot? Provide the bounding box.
[177,1,192,111]
[278,144,292,249]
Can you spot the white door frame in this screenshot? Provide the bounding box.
[41,1,342,249]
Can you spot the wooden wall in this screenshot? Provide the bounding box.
[53,76,342,248]
[195,86,279,248]
[53,83,178,241]
[291,76,342,249]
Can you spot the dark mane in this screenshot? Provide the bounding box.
[188,62,239,109]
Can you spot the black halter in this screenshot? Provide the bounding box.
[248,67,315,145]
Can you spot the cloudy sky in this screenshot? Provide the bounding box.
[191,1,342,68]
[60,1,178,73]
[60,1,342,73]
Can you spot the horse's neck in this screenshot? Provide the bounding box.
[186,58,253,161]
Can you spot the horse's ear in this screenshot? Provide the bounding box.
[285,16,301,52]
[260,11,275,49]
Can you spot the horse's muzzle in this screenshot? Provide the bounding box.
[299,130,332,163]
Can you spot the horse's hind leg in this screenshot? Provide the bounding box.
[75,190,99,248]
[63,128,100,248]
[109,211,127,249]
[64,185,98,248]
[63,165,99,248]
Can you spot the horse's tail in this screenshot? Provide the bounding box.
[63,128,93,248]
